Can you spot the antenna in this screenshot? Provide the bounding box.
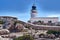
[33,0,36,6]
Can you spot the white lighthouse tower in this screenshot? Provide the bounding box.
[31,0,37,18]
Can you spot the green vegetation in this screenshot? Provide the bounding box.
[25,25,30,28]
[38,20,42,23]
[28,20,31,23]
[25,24,32,29]
[0,21,4,24]
[47,30,53,34]
[33,21,44,25]
[47,30,60,35]
[47,30,60,37]
[13,35,34,40]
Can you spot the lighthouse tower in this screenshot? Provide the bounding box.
[31,2,37,18]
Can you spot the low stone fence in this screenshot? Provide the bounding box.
[0,38,13,40]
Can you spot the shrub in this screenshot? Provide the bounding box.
[13,35,34,40]
[0,21,4,24]
[47,30,60,37]
[47,30,60,35]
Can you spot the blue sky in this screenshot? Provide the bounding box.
[0,0,60,22]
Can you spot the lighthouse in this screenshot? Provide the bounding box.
[30,0,59,24]
[31,2,37,18]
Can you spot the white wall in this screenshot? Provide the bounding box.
[0,38,13,40]
[30,17,59,23]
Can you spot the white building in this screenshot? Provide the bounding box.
[30,17,59,23]
[30,3,59,23]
